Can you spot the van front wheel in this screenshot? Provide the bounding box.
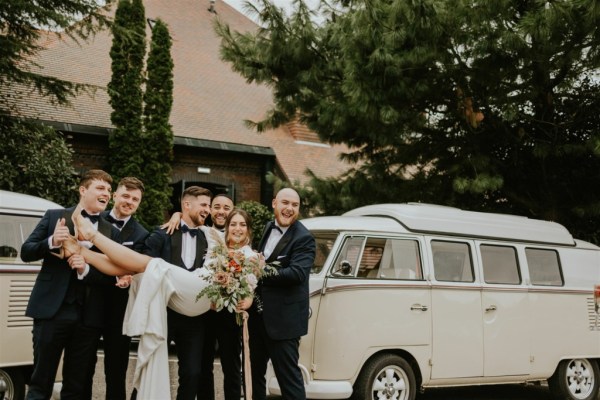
[0,367,26,400]
[352,354,416,400]
[548,358,600,400]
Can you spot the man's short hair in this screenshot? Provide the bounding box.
[118,177,145,193]
[212,193,233,205]
[79,169,112,188]
[182,186,213,201]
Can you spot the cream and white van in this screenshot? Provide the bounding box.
[0,190,62,399]
[266,203,600,400]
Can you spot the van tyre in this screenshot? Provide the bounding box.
[548,358,600,400]
[0,368,25,400]
[352,354,416,400]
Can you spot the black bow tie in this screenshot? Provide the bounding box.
[269,223,283,234]
[181,224,199,238]
[106,214,125,229]
[81,209,100,224]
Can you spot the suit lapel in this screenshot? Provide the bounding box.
[258,221,274,253]
[98,217,112,237]
[62,207,76,236]
[170,230,183,266]
[119,220,134,242]
[193,229,208,270]
[267,222,296,263]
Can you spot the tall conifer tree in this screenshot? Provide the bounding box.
[138,19,174,227]
[107,0,146,180]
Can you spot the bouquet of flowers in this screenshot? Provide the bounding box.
[197,229,277,325]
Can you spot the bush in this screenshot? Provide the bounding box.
[237,200,273,249]
[0,116,78,206]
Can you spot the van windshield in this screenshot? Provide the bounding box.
[0,214,41,265]
[311,231,339,274]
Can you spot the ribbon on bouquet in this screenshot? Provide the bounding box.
[240,310,253,400]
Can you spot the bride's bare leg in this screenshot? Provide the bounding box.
[63,236,140,275]
[71,206,152,273]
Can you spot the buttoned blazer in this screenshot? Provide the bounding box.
[21,206,117,327]
[257,220,316,340]
[92,211,149,323]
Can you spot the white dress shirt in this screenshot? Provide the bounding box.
[263,223,288,259]
[181,222,198,270]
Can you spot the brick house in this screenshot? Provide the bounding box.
[11,0,350,206]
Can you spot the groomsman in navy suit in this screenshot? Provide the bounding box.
[21,169,118,400]
[144,185,212,400]
[249,188,316,400]
[89,177,148,400]
[198,193,245,400]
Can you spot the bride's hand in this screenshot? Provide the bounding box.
[236,297,253,312]
[72,205,97,242]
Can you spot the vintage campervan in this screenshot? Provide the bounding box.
[0,190,62,399]
[266,203,600,400]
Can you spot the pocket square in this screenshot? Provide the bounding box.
[277,255,287,259]
[122,241,134,246]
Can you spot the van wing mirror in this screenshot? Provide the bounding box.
[332,259,352,276]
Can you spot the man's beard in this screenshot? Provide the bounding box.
[191,213,205,226]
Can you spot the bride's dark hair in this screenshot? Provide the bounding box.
[224,209,253,247]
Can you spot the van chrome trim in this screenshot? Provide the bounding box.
[318,283,594,296]
[528,287,594,295]
[324,282,429,293]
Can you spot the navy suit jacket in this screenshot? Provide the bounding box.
[101,210,149,251]
[257,220,316,340]
[143,227,207,271]
[93,211,149,326]
[21,206,118,328]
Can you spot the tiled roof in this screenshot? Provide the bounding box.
[9,0,350,183]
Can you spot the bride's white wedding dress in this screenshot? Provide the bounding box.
[122,226,218,399]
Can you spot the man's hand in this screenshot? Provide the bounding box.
[116,275,133,288]
[52,218,69,247]
[68,254,86,273]
[160,212,182,235]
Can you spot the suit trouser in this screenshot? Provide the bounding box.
[102,290,131,400]
[168,309,207,400]
[27,307,101,400]
[198,310,242,400]
[102,325,131,400]
[248,312,305,400]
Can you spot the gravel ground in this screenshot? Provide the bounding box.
[91,351,227,400]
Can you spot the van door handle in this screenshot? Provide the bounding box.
[410,304,428,311]
[485,305,497,312]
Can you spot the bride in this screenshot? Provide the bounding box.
[63,206,255,399]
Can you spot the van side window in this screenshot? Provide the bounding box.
[525,248,564,286]
[357,238,422,280]
[0,214,40,264]
[431,241,474,282]
[378,239,422,280]
[480,244,521,284]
